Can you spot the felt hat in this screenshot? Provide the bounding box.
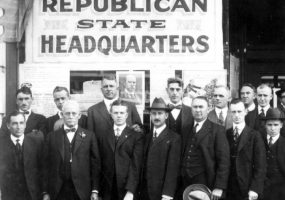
[183,184,211,200]
[261,108,285,120]
[147,97,171,111]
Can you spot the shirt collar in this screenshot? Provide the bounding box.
[194,118,207,127]
[10,134,25,145]
[63,124,78,132]
[215,107,228,116]
[114,123,127,132]
[267,134,280,144]
[169,100,182,106]
[233,122,246,134]
[153,124,166,137]
[247,103,256,112]
[19,108,32,117]
[58,111,63,118]
[258,105,270,114]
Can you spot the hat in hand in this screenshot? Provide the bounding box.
[183,184,211,200]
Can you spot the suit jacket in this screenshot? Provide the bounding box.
[44,113,87,136]
[226,126,266,195]
[142,127,181,200]
[208,108,233,130]
[0,112,46,135]
[167,104,194,137]
[245,107,273,131]
[87,100,142,135]
[120,90,142,105]
[181,119,230,190]
[97,126,144,200]
[43,127,101,200]
[0,133,44,200]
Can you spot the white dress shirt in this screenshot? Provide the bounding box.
[215,107,228,119]
[267,134,280,145]
[104,97,119,113]
[247,103,256,112]
[169,101,182,120]
[233,122,246,136]
[64,125,78,143]
[194,118,207,133]
[10,134,25,146]
[153,124,167,137]
[113,123,127,137]
[19,108,32,121]
[258,105,270,115]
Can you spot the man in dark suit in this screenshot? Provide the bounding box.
[180,96,230,200]
[140,97,181,200]
[245,84,273,131]
[226,99,266,200]
[0,86,46,135]
[44,86,87,135]
[260,108,285,200]
[0,111,44,200]
[165,77,194,136]
[208,85,233,130]
[98,100,144,200]
[87,75,142,135]
[43,100,100,200]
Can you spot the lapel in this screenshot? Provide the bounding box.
[195,119,211,145]
[97,101,113,127]
[144,133,153,156]
[181,105,193,129]
[116,127,131,149]
[108,128,116,152]
[151,127,169,149]
[56,128,65,160]
[26,112,36,131]
[237,126,250,152]
[73,127,85,154]
[225,109,233,129]
[208,110,218,124]
[23,136,32,167]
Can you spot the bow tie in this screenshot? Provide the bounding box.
[65,128,76,133]
[20,111,30,115]
[169,104,182,110]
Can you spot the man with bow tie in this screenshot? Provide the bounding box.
[225,99,266,200]
[140,97,181,200]
[0,86,46,136]
[165,77,194,136]
[180,96,230,200]
[208,85,233,130]
[87,75,142,137]
[262,108,285,200]
[0,111,44,200]
[97,100,144,200]
[43,100,100,200]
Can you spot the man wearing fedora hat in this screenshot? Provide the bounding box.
[262,108,285,200]
[140,97,181,200]
[226,99,266,200]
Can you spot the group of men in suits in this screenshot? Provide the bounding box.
[1,75,285,200]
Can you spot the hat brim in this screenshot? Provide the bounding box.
[276,89,285,97]
[261,117,285,121]
[183,184,211,200]
[146,107,171,112]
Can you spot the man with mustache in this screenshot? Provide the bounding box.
[208,85,233,130]
[87,75,142,136]
[0,86,46,135]
[140,97,181,200]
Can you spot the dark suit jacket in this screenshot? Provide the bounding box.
[1,112,46,135]
[167,104,194,137]
[87,100,142,135]
[44,114,87,135]
[226,126,266,195]
[97,126,144,200]
[182,119,230,190]
[43,127,101,200]
[208,108,233,130]
[142,127,181,200]
[245,107,273,131]
[0,133,44,200]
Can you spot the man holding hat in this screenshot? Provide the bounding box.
[226,99,266,200]
[140,97,181,200]
[180,96,230,200]
[262,108,285,200]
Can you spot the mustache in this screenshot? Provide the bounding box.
[153,119,161,122]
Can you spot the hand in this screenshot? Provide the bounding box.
[131,124,143,133]
[248,190,258,200]
[43,194,50,200]
[211,188,223,200]
[123,191,134,200]
[90,192,99,200]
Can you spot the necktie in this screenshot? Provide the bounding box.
[268,136,273,147]
[233,127,239,141]
[260,109,265,118]
[193,123,199,134]
[65,128,76,133]
[169,104,182,110]
[15,139,23,169]
[115,127,120,141]
[16,139,22,153]
[153,131,157,141]
[218,111,224,125]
